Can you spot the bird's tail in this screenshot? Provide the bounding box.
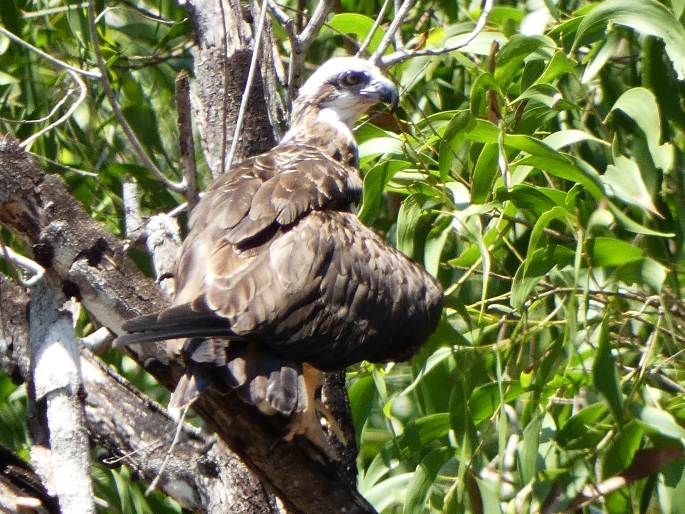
[114,304,235,347]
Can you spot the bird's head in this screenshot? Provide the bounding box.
[291,57,398,128]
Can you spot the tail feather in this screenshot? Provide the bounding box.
[115,305,234,347]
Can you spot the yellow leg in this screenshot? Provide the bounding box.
[283,364,346,459]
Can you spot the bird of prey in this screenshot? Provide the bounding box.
[117,57,443,451]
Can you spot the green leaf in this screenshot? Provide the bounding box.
[534,51,576,85]
[609,87,673,171]
[359,160,408,223]
[516,154,603,199]
[557,403,607,448]
[471,143,499,203]
[403,449,451,514]
[519,415,543,484]
[528,206,570,255]
[496,185,562,217]
[396,195,424,258]
[424,215,451,276]
[608,203,675,237]
[582,31,622,83]
[511,245,575,308]
[476,477,504,514]
[589,237,644,267]
[0,0,22,35]
[575,0,685,79]
[593,316,624,424]
[348,375,375,439]
[629,403,685,440]
[470,72,501,118]
[121,105,163,153]
[494,35,555,84]
[438,110,474,181]
[327,13,387,54]
[468,382,524,424]
[542,129,609,150]
[603,155,661,215]
[365,473,413,511]
[615,257,668,292]
[602,421,643,478]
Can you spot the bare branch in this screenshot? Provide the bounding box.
[0,242,45,287]
[86,0,186,193]
[379,0,493,67]
[144,214,181,298]
[1,89,74,125]
[0,274,277,513]
[20,70,87,151]
[122,180,145,244]
[0,26,100,79]
[29,280,95,513]
[297,0,332,49]
[80,327,114,353]
[356,0,392,57]
[226,0,270,171]
[369,0,414,64]
[175,72,199,210]
[270,0,333,100]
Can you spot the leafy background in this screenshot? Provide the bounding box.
[1,0,685,512]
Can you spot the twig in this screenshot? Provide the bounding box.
[369,0,415,64]
[298,0,332,48]
[144,404,190,496]
[356,0,393,57]
[0,242,45,287]
[226,0,270,171]
[80,327,115,353]
[87,0,186,193]
[122,179,145,244]
[0,26,101,79]
[175,72,199,210]
[20,70,86,150]
[269,0,332,100]
[21,2,89,18]
[379,0,493,67]
[1,88,74,124]
[393,0,405,48]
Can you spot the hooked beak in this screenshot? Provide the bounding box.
[363,78,399,113]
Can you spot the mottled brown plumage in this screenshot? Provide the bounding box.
[117,58,443,442]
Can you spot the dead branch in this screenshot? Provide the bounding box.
[28,279,96,513]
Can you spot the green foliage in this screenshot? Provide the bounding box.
[1,0,685,513]
[348,1,685,512]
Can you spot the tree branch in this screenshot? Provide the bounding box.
[379,0,493,67]
[0,274,278,513]
[28,279,96,513]
[87,0,187,194]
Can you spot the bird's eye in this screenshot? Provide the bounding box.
[342,70,367,86]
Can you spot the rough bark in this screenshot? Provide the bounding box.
[183,0,285,177]
[0,138,376,513]
[28,279,95,514]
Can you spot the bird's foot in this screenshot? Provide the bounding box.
[283,398,348,461]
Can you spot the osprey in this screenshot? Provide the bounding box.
[117,57,443,450]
